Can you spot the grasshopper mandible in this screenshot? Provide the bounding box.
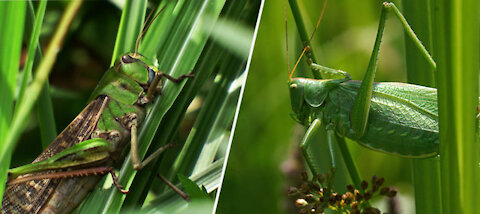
[2,8,193,214]
[287,2,460,177]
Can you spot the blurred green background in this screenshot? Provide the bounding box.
[5,1,261,212]
[217,0,418,213]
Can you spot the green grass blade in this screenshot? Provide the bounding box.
[0,0,26,200]
[36,77,57,148]
[401,1,442,213]
[22,1,57,149]
[173,55,242,178]
[16,1,46,112]
[208,17,253,58]
[218,2,299,213]
[1,0,81,173]
[1,0,257,212]
[433,0,480,213]
[287,0,319,74]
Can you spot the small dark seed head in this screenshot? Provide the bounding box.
[334,194,342,202]
[364,206,381,214]
[387,189,398,197]
[376,177,384,187]
[356,193,363,201]
[380,187,389,195]
[364,192,372,200]
[361,180,368,190]
[344,197,352,205]
[347,184,355,193]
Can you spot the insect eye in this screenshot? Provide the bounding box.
[147,67,156,84]
[121,55,135,64]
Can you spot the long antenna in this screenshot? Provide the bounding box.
[288,0,328,80]
[284,0,290,74]
[134,6,167,55]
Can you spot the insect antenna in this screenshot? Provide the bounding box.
[287,0,328,81]
[284,0,290,75]
[134,6,167,56]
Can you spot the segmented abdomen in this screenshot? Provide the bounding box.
[323,81,439,157]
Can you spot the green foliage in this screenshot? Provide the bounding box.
[401,1,441,213]
[219,1,421,213]
[220,1,480,214]
[1,0,259,213]
[433,0,480,212]
[0,0,34,200]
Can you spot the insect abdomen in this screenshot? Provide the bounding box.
[324,81,439,157]
[38,176,101,214]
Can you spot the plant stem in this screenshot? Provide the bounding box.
[433,0,480,212]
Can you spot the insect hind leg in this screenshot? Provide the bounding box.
[159,71,195,83]
[157,173,190,201]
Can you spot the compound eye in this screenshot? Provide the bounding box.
[147,67,156,84]
[121,55,135,63]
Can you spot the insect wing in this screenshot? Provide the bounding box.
[2,95,109,214]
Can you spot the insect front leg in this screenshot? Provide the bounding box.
[144,70,194,102]
[126,115,190,199]
[334,135,362,190]
[126,113,175,170]
[300,118,364,191]
[132,71,194,169]
[300,119,336,176]
[159,71,195,83]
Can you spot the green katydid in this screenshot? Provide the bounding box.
[1,6,194,213]
[287,1,450,184]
